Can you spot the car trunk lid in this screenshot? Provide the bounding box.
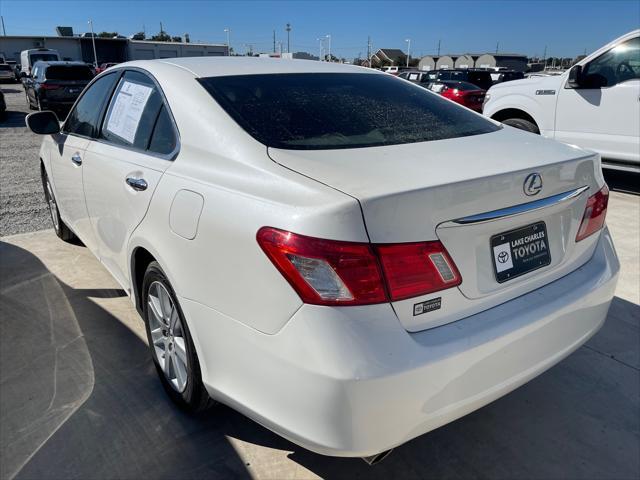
[269,127,604,332]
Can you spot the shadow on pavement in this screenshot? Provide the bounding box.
[0,240,638,479]
[0,111,27,129]
[604,169,639,195]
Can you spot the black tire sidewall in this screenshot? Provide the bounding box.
[502,118,539,134]
[141,261,207,411]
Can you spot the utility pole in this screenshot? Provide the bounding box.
[367,35,372,67]
[1,16,6,36]
[437,39,441,56]
[317,37,323,61]
[405,38,411,67]
[542,45,547,68]
[160,21,163,34]
[285,23,291,53]
[273,30,276,53]
[88,19,98,67]
[326,34,331,62]
[224,28,231,55]
[495,41,499,54]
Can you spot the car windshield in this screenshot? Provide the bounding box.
[30,54,59,63]
[199,73,499,150]
[45,66,94,80]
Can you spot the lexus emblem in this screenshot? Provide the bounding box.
[523,173,543,196]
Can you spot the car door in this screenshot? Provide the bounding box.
[24,65,38,104]
[48,71,121,251]
[82,69,178,289]
[555,36,640,163]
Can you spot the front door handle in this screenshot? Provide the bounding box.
[71,153,82,166]
[126,177,148,191]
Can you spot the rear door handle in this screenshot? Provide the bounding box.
[71,153,82,166]
[126,177,148,191]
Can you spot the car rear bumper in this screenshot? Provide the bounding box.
[182,227,619,457]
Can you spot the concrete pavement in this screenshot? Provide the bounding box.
[0,191,638,480]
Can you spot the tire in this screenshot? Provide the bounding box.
[26,91,36,110]
[502,117,540,134]
[142,261,214,413]
[42,169,77,242]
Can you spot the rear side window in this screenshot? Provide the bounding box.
[199,73,498,150]
[45,66,94,80]
[148,105,177,155]
[63,72,119,138]
[101,70,164,150]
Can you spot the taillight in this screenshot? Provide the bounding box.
[576,184,609,242]
[257,227,462,306]
[376,242,461,301]
[40,83,61,90]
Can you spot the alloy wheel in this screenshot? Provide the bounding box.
[147,281,189,393]
[45,178,60,233]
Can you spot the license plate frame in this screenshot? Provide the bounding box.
[490,221,551,283]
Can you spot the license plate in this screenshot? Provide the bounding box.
[491,222,551,283]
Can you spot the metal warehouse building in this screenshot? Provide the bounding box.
[419,52,528,72]
[0,35,228,64]
[473,53,528,71]
[418,55,438,71]
[435,55,455,70]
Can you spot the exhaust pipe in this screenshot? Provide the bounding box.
[361,449,393,466]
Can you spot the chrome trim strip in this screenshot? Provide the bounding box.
[450,185,590,225]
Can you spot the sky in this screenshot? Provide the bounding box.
[1,0,638,59]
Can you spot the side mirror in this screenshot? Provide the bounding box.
[25,111,60,135]
[567,65,583,88]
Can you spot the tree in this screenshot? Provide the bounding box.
[151,30,171,42]
[131,31,145,40]
[97,31,119,38]
[171,36,182,42]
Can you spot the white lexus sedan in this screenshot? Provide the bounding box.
[26,58,619,463]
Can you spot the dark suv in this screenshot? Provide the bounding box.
[432,69,493,91]
[24,61,94,113]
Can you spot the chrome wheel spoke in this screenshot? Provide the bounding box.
[174,337,187,366]
[148,294,167,328]
[173,350,187,391]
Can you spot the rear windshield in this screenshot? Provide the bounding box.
[441,81,483,91]
[449,71,492,89]
[45,66,94,80]
[199,73,499,150]
[30,53,59,63]
[0,65,12,71]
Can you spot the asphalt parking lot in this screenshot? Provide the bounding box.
[0,85,639,479]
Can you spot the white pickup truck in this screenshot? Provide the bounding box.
[483,30,640,172]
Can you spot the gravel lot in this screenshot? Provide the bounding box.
[0,86,50,236]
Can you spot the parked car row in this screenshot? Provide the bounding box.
[23,61,95,113]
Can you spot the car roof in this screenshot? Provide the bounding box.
[120,57,379,78]
[32,61,91,67]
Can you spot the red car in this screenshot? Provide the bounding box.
[426,80,486,112]
[95,62,119,74]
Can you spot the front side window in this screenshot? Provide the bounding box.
[199,73,498,150]
[583,37,640,87]
[101,70,165,150]
[63,72,119,137]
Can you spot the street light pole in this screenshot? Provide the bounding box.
[326,34,331,62]
[88,19,98,67]
[224,28,231,56]
[317,38,323,61]
[285,23,291,53]
[405,38,411,67]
